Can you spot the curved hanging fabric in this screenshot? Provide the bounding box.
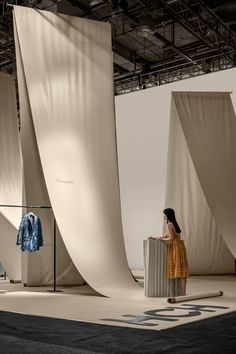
[172,92,236,259]
[0,72,22,281]
[165,95,234,274]
[13,9,85,287]
[13,6,140,297]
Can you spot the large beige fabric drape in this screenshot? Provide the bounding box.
[173,92,236,259]
[13,9,84,286]
[165,92,235,274]
[0,72,22,280]
[13,6,140,297]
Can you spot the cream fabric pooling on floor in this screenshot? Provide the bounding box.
[13,6,140,297]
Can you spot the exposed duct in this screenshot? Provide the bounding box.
[89,0,105,7]
[136,17,156,37]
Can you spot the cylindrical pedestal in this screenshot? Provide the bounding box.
[143,238,181,297]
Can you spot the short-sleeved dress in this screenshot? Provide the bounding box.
[167,228,189,279]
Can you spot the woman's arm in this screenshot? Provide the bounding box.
[164,223,175,240]
[149,233,168,240]
[156,233,168,240]
[149,223,175,241]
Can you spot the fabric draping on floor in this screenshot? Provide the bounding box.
[165,92,234,274]
[13,8,84,286]
[0,72,22,281]
[13,6,140,297]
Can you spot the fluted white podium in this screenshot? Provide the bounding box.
[143,238,181,297]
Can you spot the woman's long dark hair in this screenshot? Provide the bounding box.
[163,208,181,233]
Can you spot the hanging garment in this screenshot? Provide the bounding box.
[16,212,43,252]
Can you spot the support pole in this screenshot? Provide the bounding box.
[47,215,63,293]
[53,216,56,291]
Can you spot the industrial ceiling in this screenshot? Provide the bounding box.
[1,0,236,95]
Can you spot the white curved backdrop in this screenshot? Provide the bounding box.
[13,6,140,297]
[0,72,22,281]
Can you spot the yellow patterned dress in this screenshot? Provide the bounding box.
[167,232,189,279]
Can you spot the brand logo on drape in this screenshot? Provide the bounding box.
[56,178,75,185]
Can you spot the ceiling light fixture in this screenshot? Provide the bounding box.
[136,17,155,38]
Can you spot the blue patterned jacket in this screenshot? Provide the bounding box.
[16,212,43,252]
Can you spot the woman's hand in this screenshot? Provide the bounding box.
[149,234,171,241]
[158,235,169,240]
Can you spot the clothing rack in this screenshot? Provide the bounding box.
[0,204,62,292]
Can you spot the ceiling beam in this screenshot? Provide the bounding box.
[160,0,214,47]
[154,31,196,64]
[114,45,225,82]
[159,0,236,65]
[224,18,236,25]
[0,59,12,68]
[208,0,236,12]
[113,62,129,74]
[66,0,91,14]
[112,39,149,67]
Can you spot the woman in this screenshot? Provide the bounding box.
[152,208,189,295]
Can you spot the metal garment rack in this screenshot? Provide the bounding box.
[0,204,62,292]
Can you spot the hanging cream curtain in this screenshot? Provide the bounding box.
[0,72,22,281]
[173,91,236,259]
[165,92,235,274]
[13,8,84,286]
[13,6,140,297]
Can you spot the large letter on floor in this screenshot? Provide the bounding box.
[13,6,140,297]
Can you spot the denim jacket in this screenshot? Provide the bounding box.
[16,212,43,252]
